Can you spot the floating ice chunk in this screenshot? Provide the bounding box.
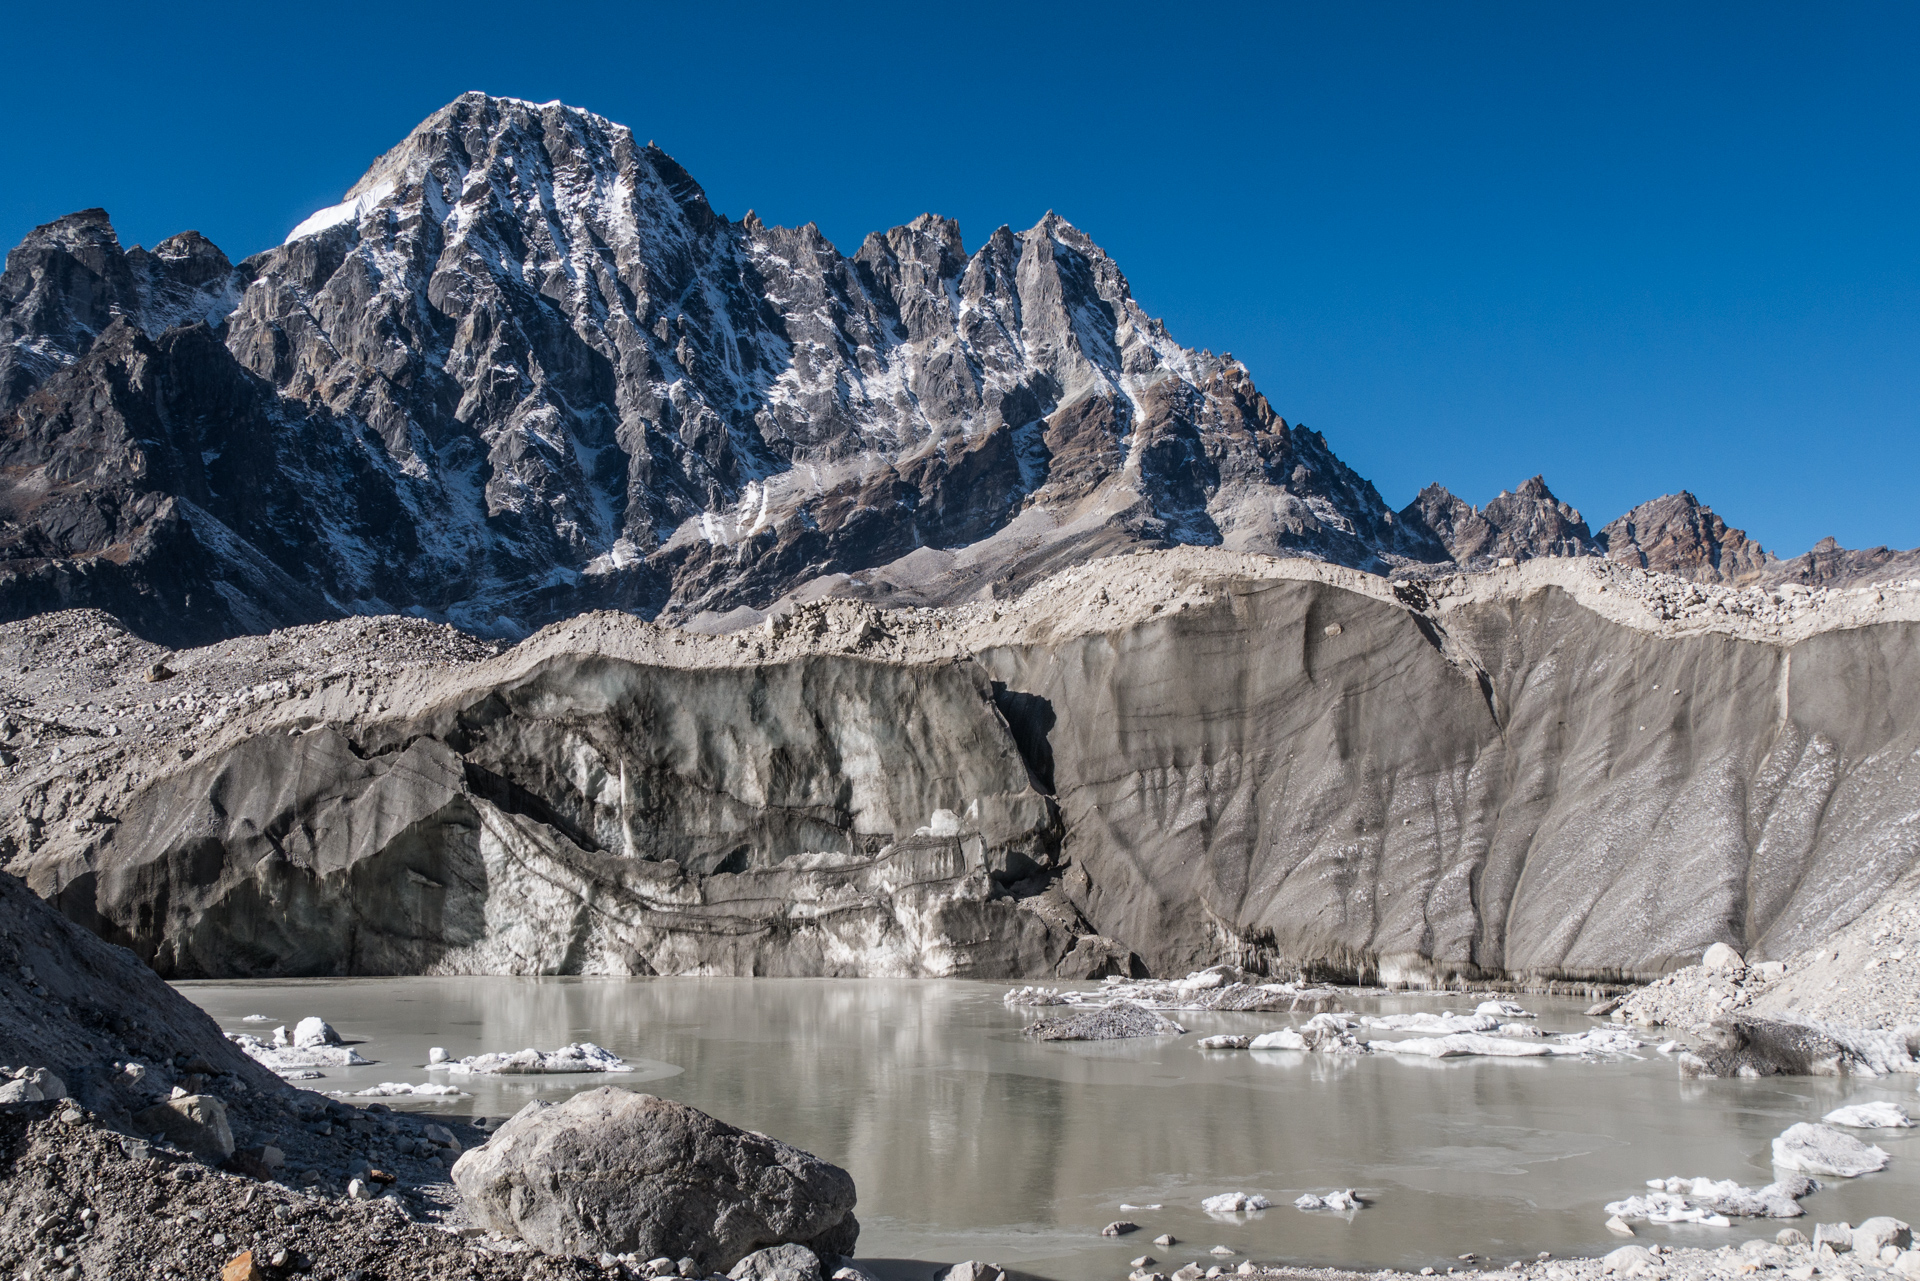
[1771,1122,1891,1176]
[1295,1190,1364,1211]
[1301,1012,1360,1032]
[430,1042,628,1075]
[1120,1204,1163,1211]
[1004,986,1070,1007]
[1373,1033,1568,1059]
[293,1016,341,1048]
[1362,1012,1504,1035]
[1656,1040,1680,1055]
[228,1032,369,1074]
[1823,1102,1913,1129]
[428,1047,450,1065]
[1198,1035,1253,1050]
[241,1014,271,1023]
[1201,1192,1271,1213]
[1248,1025,1369,1054]
[329,1081,467,1098]
[1609,1174,1815,1221]
[1556,1027,1646,1057]
[1475,1000,1537,1019]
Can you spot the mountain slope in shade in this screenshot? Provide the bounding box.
[0,94,1448,641]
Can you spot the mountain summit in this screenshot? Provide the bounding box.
[0,94,1903,642]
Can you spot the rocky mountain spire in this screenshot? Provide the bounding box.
[1400,475,1595,567]
[1594,491,1773,583]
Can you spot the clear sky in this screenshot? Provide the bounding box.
[4,1,1913,557]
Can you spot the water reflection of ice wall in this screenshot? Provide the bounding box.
[180,979,1920,1281]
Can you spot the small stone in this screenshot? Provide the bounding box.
[1132,1259,1155,1269]
[144,663,175,683]
[220,1252,266,1281]
[1776,1230,1809,1248]
[1210,1247,1236,1256]
[1703,942,1746,972]
[679,1258,699,1276]
[1104,1222,1140,1237]
[1420,1270,1436,1277]
[1155,1236,1177,1248]
[347,1177,373,1201]
[1602,1245,1659,1277]
[939,1265,1004,1281]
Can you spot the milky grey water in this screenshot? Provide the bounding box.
[176,979,1920,1281]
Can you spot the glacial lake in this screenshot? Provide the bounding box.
[177,979,1920,1281]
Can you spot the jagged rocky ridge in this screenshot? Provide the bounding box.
[0,93,1442,645]
[7,92,1908,648]
[9,550,1920,985]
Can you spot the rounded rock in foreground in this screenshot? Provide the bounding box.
[731,1244,823,1281]
[451,1086,858,1270]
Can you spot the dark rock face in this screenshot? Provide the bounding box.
[0,870,281,1130]
[1597,492,1773,583]
[53,653,1075,979]
[0,95,1431,643]
[451,1087,859,1270]
[1401,476,1596,567]
[1677,1017,1847,1077]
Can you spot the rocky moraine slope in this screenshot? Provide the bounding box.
[6,549,1920,990]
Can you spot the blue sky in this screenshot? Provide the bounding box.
[4,1,1913,556]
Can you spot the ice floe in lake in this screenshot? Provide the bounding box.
[241,1014,271,1023]
[1119,1204,1163,1211]
[428,1042,627,1075]
[1475,1000,1537,1019]
[1360,1011,1530,1036]
[1604,1174,1817,1224]
[227,1033,370,1075]
[290,1016,341,1048]
[1249,1025,1368,1054]
[1198,1035,1254,1050]
[1823,1101,1912,1128]
[1200,1192,1271,1213]
[1295,1190,1364,1211]
[329,1082,467,1098]
[1554,1027,1647,1057]
[1771,1122,1891,1176]
[1372,1033,1570,1059]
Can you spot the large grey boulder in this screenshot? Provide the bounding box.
[1678,1019,1847,1077]
[133,1093,235,1160]
[452,1087,858,1268]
